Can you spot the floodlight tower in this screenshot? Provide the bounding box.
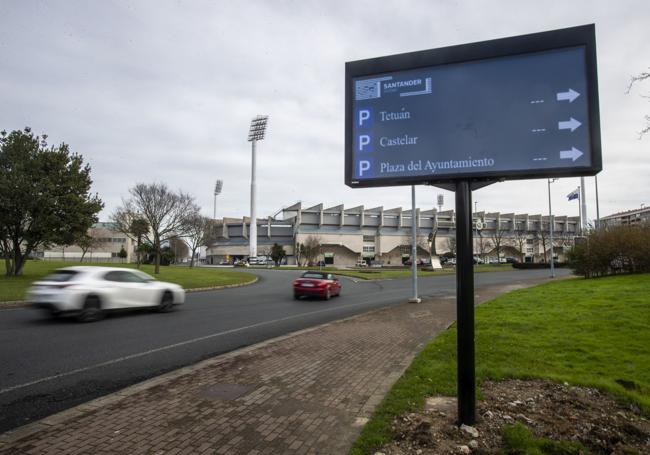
[247,115,269,258]
[213,180,223,219]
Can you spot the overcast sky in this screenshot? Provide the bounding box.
[2,1,649,223]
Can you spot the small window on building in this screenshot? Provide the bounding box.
[362,235,375,243]
[362,246,375,253]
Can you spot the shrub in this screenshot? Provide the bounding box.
[568,224,650,277]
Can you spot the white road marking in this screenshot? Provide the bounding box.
[0,300,378,395]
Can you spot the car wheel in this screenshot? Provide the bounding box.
[324,288,331,300]
[294,293,301,300]
[77,295,104,322]
[158,291,174,313]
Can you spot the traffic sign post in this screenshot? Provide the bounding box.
[344,24,601,426]
[455,180,475,424]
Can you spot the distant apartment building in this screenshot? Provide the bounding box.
[205,202,581,266]
[600,206,650,227]
[40,222,134,263]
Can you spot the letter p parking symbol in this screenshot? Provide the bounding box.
[358,160,371,177]
[357,109,372,127]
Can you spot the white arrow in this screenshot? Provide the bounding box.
[560,147,584,161]
[558,117,582,132]
[556,89,580,103]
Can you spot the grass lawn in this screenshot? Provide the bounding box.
[275,263,513,280]
[0,260,256,302]
[350,273,650,454]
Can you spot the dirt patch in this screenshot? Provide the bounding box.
[376,379,650,454]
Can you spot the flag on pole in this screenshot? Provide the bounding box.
[567,188,580,201]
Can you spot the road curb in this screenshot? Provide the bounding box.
[0,277,259,310]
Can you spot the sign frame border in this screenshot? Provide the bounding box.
[344,24,601,188]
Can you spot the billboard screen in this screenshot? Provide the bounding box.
[345,25,601,188]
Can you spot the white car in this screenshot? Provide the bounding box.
[28,266,185,322]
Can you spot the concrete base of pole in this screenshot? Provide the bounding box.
[408,297,422,303]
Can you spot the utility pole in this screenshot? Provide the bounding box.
[548,178,556,278]
[580,176,587,231]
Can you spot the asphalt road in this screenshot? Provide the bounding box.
[0,267,570,433]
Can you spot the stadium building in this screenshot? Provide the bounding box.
[205,202,580,266]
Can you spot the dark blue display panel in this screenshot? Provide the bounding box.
[345,25,601,188]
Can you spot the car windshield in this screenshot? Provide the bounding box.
[43,270,80,282]
[302,272,326,279]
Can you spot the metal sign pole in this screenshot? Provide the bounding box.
[409,185,421,303]
[455,180,475,425]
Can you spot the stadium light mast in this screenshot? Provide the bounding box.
[247,115,269,259]
[213,180,223,219]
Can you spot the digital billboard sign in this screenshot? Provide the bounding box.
[345,25,601,188]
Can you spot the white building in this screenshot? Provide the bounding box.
[206,202,580,266]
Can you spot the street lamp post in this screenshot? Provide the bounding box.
[548,178,557,278]
[213,180,223,219]
[409,185,420,303]
[247,115,269,259]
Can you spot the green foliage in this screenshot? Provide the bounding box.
[0,128,103,275]
[118,246,127,259]
[502,422,588,455]
[350,274,650,454]
[568,224,650,277]
[270,243,287,265]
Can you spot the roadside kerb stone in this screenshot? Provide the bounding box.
[0,276,553,454]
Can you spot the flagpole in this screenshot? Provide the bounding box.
[578,185,582,235]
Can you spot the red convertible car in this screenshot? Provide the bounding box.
[293,271,341,300]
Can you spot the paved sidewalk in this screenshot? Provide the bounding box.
[0,279,545,455]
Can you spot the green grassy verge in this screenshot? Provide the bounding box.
[266,263,513,280]
[0,261,256,302]
[350,273,650,454]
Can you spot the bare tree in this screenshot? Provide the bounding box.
[489,225,508,262]
[129,217,150,268]
[446,237,457,257]
[76,229,100,262]
[535,227,550,263]
[183,214,211,268]
[112,183,199,274]
[302,235,321,266]
[512,228,528,263]
[476,231,493,262]
[627,68,650,137]
[169,236,189,264]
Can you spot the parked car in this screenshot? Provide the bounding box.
[27,266,185,322]
[355,260,368,268]
[404,258,424,266]
[292,271,341,300]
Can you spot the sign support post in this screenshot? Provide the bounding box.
[455,180,475,425]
